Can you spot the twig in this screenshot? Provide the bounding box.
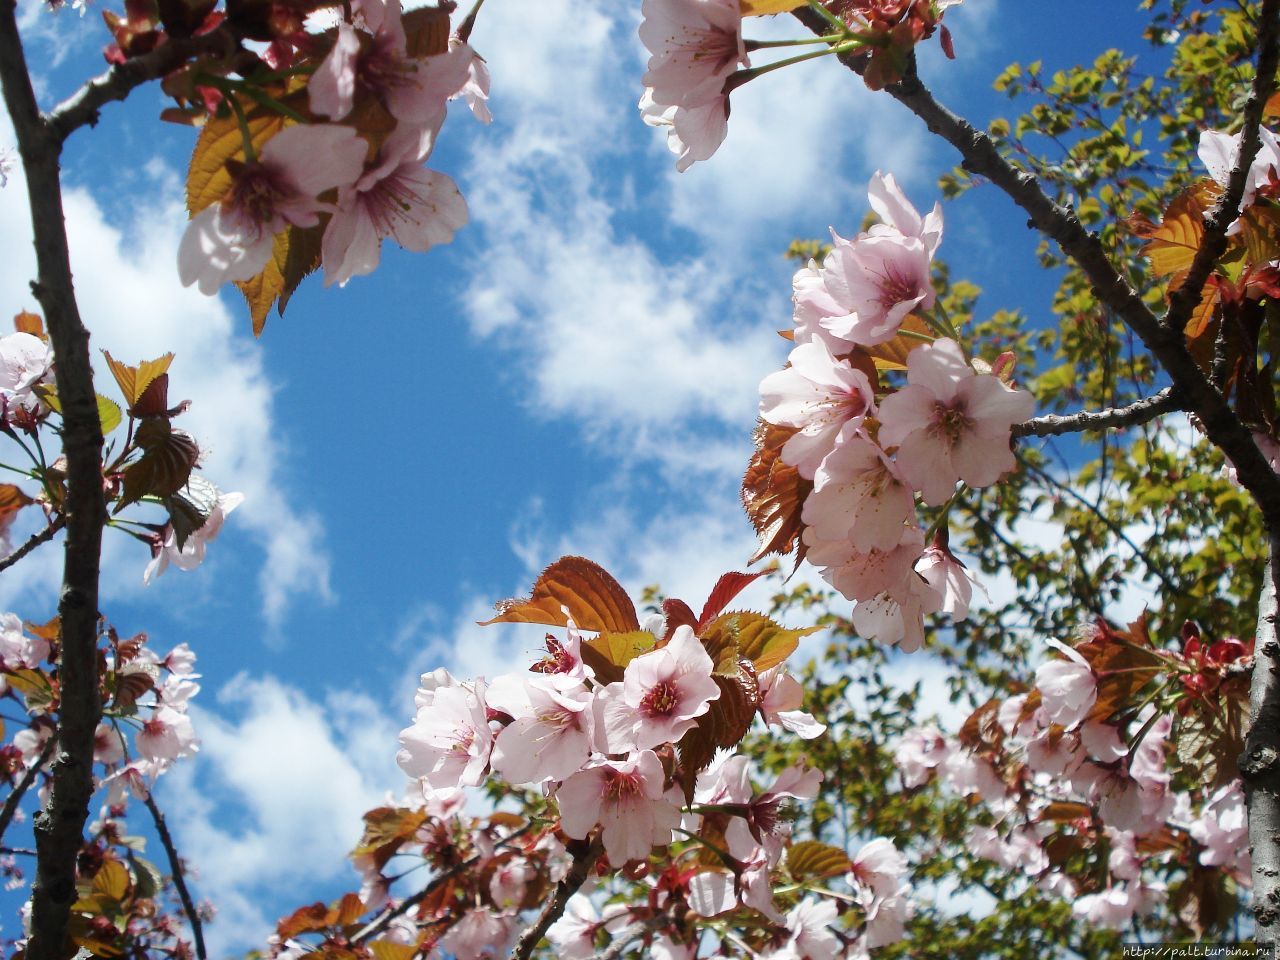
[789,7,1280,531]
[44,30,234,145]
[1165,0,1280,335]
[510,836,602,960]
[0,739,55,846]
[598,916,667,960]
[351,822,535,944]
[1011,388,1180,438]
[0,3,109,957]
[0,518,65,575]
[142,794,206,960]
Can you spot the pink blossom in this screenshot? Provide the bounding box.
[1024,727,1082,778]
[438,906,515,960]
[486,672,594,784]
[1198,125,1280,231]
[0,332,52,419]
[0,612,49,669]
[943,751,1005,803]
[178,125,367,294]
[488,859,531,913]
[776,898,841,960]
[758,340,877,480]
[893,725,949,787]
[915,541,986,619]
[803,525,929,605]
[136,705,198,761]
[599,625,719,752]
[397,677,493,789]
[791,259,854,354]
[849,574,942,652]
[638,0,748,171]
[546,894,609,960]
[144,489,244,584]
[451,39,492,123]
[820,231,935,347]
[802,435,913,554]
[877,338,1035,504]
[94,722,125,766]
[554,750,681,864]
[757,666,826,739]
[1033,638,1097,729]
[866,170,943,257]
[1190,781,1247,872]
[322,130,468,287]
[861,883,913,948]
[851,838,907,898]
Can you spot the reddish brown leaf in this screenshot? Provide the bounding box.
[742,421,812,563]
[958,698,1005,754]
[1037,801,1091,823]
[480,556,640,634]
[13,311,44,339]
[697,571,767,629]
[117,420,200,511]
[661,598,698,640]
[676,663,761,795]
[1137,179,1221,290]
[278,902,331,939]
[101,351,175,408]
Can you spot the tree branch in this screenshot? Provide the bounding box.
[351,823,535,944]
[45,29,234,145]
[1165,0,1280,334]
[142,794,206,960]
[790,7,1280,533]
[1011,388,1180,439]
[0,3,108,958]
[0,517,65,575]
[510,836,601,960]
[1242,541,1280,944]
[0,739,55,848]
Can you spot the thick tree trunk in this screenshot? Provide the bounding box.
[1243,544,1280,944]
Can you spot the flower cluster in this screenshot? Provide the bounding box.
[894,617,1251,933]
[178,0,486,296]
[756,173,1033,650]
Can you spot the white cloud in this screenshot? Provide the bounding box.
[161,675,402,955]
[0,126,331,624]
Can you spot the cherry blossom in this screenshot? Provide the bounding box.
[437,906,514,960]
[0,613,49,670]
[1190,781,1248,872]
[144,489,244,583]
[893,724,949,787]
[820,230,936,347]
[914,539,985,619]
[638,0,748,170]
[759,340,877,480]
[136,705,198,761]
[1198,124,1280,229]
[802,434,913,554]
[178,125,367,294]
[486,672,594,784]
[1034,638,1097,729]
[877,338,1035,505]
[850,837,907,897]
[397,676,493,789]
[758,666,826,739]
[770,898,841,960]
[0,332,52,419]
[598,624,720,752]
[322,131,468,287]
[555,750,681,864]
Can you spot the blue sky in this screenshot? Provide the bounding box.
[0,0,1169,952]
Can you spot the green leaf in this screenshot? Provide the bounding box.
[97,394,122,435]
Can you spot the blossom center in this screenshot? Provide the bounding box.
[601,768,644,802]
[640,680,680,717]
[936,403,972,442]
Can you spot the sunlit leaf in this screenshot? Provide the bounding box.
[581,630,657,686]
[480,556,641,634]
[91,859,132,903]
[739,0,805,12]
[1136,179,1220,289]
[13,311,44,339]
[863,315,935,370]
[101,351,175,408]
[786,841,852,880]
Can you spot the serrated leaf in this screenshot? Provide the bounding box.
[728,612,820,672]
[862,315,935,370]
[1239,204,1280,267]
[739,0,804,11]
[278,902,330,939]
[743,421,812,563]
[697,571,767,629]
[786,841,852,880]
[480,556,640,634]
[580,630,657,686]
[117,420,200,512]
[661,598,698,639]
[101,352,175,408]
[1138,179,1220,289]
[676,665,760,787]
[236,221,326,337]
[91,859,132,904]
[97,395,122,435]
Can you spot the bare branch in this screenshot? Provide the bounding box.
[142,794,207,960]
[0,3,108,956]
[1011,388,1180,439]
[511,836,601,960]
[1243,540,1280,944]
[45,29,234,145]
[0,739,55,847]
[598,916,667,960]
[790,7,1280,531]
[0,517,65,575]
[1165,0,1280,334]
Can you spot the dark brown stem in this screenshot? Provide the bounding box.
[0,517,64,574]
[45,29,233,145]
[351,823,534,944]
[1011,388,1180,438]
[0,739,56,847]
[0,3,108,957]
[1243,540,1280,944]
[1165,0,1280,335]
[510,836,601,960]
[143,794,207,960]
